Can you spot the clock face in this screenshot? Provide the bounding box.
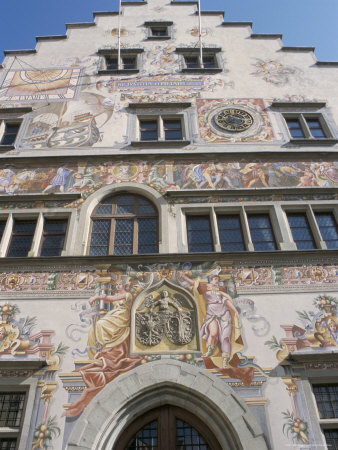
[214,108,254,132]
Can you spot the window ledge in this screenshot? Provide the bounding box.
[98,69,139,75]
[129,102,191,108]
[181,68,222,74]
[289,138,338,146]
[0,145,15,151]
[130,140,191,148]
[147,36,171,40]
[98,48,144,55]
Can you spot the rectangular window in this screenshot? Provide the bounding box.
[0,391,26,448]
[7,220,37,257]
[323,429,338,448]
[40,219,68,256]
[184,56,199,69]
[163,119,182,140]
[183,55,217,69]
[150,27,168,37]
[140,120,158,141]
[247,214,277,251]
[315,212,338,249]
[138,116,184,142]
[285,119,304,138]
[217,214,245,251]
[105,56,137,70]
[284,114,331,140]
[287,213,316,250]
[187,216,213,253]
[0,123,20,146]
[313,385,338,419]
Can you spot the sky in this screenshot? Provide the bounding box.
[0,0,337,64]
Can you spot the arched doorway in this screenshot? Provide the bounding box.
[115,405,222,450]
[67,360,268,450]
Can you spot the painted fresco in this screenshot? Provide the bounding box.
[0,68,83,102]
[251,59,305,86]
[0,263,336,448]
[0,301,68,449]
[62,263,267,417]
[19,92,114,149]
[197,98,274,142]
[0,160,336,200]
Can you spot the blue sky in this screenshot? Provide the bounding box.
[0,0,337,63]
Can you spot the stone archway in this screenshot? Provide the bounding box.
[67,360,268,450]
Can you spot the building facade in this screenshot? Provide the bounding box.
[0,0,337,448]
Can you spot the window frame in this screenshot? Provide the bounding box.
[0,378,38,450]
[97,48,144,75]
[128,103,192,147]
[176,47,223,73]
[88,193,159,256]
[0,213,71,258]
[182,205,280,253]
[284,205,338,250]
[0,108,31,151]
[144,21,173,40]
[311,382,338,448]
[271,102,338,146]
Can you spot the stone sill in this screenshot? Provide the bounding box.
[98,69,139,75]
[289,138,338,146]
[147,36,171,40]
[130,140,191,148]
[181,68,222,74]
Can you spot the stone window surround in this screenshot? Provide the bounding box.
[270,102,338,146]
[128,102,192,147]
[144,21,173,40]
[0,211,75,258]
[77,183,170,255]
[0,108,32,151]
[97,48,144,75]
[176,201,338,253]
[176,47,223,73]
[0,377,38,449]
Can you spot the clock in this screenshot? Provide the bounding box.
[214,108,253,132]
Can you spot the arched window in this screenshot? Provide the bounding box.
[89,193,158,256]
[115,405,222,450]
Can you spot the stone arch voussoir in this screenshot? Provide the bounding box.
[67,360,268,450]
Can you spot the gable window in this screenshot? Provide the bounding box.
[98,49,143,74]
[105,56,137,71]
[145,21,172,40]
[89,194,158,256]
[176,47,222,73]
